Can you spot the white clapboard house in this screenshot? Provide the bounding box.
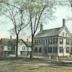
[34,19,72,59]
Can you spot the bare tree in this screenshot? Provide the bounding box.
[24,0,54,59]
[0,0,54,59]
[1,0,29,58]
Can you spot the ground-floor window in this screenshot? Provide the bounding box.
[9,51,15,54]
[66,47,69,53]
[0,52,3,56]
[4,51,15,56]
[44,47,48,54]
[48,47,52,53]
[20,51,27,55]
[48,47,57,53]
[34,47,37,52]
[53,47,57,53]
[70,47,72,55]
[39,47,42,53]
[59,47,63,53]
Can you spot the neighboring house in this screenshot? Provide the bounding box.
[18,39,31,57]
[34,19,72,59]
[0,37,31,57]
[0,38,16,57]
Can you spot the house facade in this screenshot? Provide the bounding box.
[33,19,72,59]
[18,39,31,57]
[0,38,31,57]
[3,39,16,56]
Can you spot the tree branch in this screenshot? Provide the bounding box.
[29,12,33,35]
[34,5,47,33]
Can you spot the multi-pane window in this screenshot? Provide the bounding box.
[45,39,48,45]
[8,47,12,51]
[34,40,42,45]
[22,46,25,50]
[39,47,42,53]
[53,47,57,53]
[59,38,63,44]
[48,38,52,44]
[48,47,52,53]
[66,47,69,53]
[59,47,63,53]
[44,47,48,54]
[71,40,72,45]
[42,40,45,45]
[34,47,37,52]
[66,39,70,45]
[70,47,72,54]
[53,38,58,44]
[34,40,37,45]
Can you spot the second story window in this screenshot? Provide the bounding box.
[8,47,12,51]
[45,39,48,45]
[66,39,69,45]
[35,40,41,45]
[59,38,63,44]
[53,38,58,44]
[71,40,72,45]
[42,40,45,45]
[34,40,38,45]
[48,38,52,44]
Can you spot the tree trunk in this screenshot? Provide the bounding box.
[16,33,19,58]
[30,34,34,59]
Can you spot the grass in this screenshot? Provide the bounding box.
[0,58,72,72]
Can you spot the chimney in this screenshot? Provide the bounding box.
[63,18,65,27]
[40,23,43,31]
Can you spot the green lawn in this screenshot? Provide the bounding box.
[0,59,72,72]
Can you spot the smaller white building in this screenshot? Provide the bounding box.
[18,39,31,57]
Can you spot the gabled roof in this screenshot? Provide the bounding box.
[35,27,62,38]
[19,39,31,47]
[35,26,71,38]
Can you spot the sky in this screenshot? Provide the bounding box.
[43,0,72,30]
[0,0,72,39]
